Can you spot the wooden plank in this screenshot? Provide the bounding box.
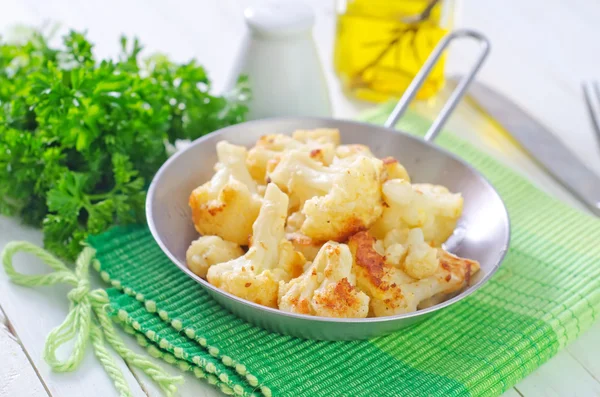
[503,388,525,397]
[567,321,600,383]
[514,350,600,397]
[0,306,49,397]
[0,216,148,397]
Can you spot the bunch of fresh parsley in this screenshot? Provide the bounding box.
[0,29,249,260]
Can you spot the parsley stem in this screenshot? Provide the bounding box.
[87,188,116,201]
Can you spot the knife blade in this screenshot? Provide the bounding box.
[454,78,600,216]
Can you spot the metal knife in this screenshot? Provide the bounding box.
[453,78,600,217]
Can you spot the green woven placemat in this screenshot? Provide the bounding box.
[89,105,600,397]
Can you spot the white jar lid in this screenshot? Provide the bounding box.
[244,1,315,37]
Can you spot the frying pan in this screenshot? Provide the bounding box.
[146,30,509,340]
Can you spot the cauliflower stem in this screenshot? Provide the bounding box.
[206,183,305,308]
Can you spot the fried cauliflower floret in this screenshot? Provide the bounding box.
[267,150,337,211]
[247,133,336,183]
[382,228,409,268]
[292,128,340,146]
[370,179,463,247]
[286,232,323,262]
[285,212,323,261]
[335,148,409,183]
[278,242,369,318]
[413,183,463,246]
[418,249,480,309]
[216,141,259,190]
[301,156,383,242]
[285,211,305,233]
[348,231,479,317]
[334,144,375,161]
[186,236,244,278]
[207,184,305,308]
[403,229,439,279]
[189,141,262,245]
[348,231,411,314]
[383,228,438,279]
[381,156,410,183]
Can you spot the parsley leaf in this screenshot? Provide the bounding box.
[0,28,249,260]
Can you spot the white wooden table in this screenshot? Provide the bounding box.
[1,1,600,396]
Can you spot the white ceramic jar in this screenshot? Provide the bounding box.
[228,1,332,120]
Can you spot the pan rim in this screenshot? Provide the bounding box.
[146,116,511,325]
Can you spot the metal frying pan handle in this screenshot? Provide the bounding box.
[383,29,490,141]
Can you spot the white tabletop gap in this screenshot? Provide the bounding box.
[515,350,600,397]
[504,388,525,397]
[566,321,600,383]
[0,306,49,397]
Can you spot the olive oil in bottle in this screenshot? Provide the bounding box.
[334,0,451,102]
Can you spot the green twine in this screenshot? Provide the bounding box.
[1,241,184,397]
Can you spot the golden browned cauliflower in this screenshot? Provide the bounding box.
[285,211,305,233]
[413,183,463,246]
[370,179,463,247]
[348,231,410,316]
[381,156,410,183]
[285,212,323,261]
[278,242,369,318]
[403,229,440,279]
[348,231,478,317]
[381,228,409,266]
[267,150,337,211]
[301,156,383,242]
[334,144,375,161]
[186,236,244,278]
[383,228,439,279]
[189,141,262,245]
[286,232,324,262]
[206,183,305,308]
[417,249,480,310]
[292,128,340,146]
[246,132,337,183]
[188,131,479,317]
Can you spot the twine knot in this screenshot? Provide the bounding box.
[68,279,90,303]
[1,241,183,397]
